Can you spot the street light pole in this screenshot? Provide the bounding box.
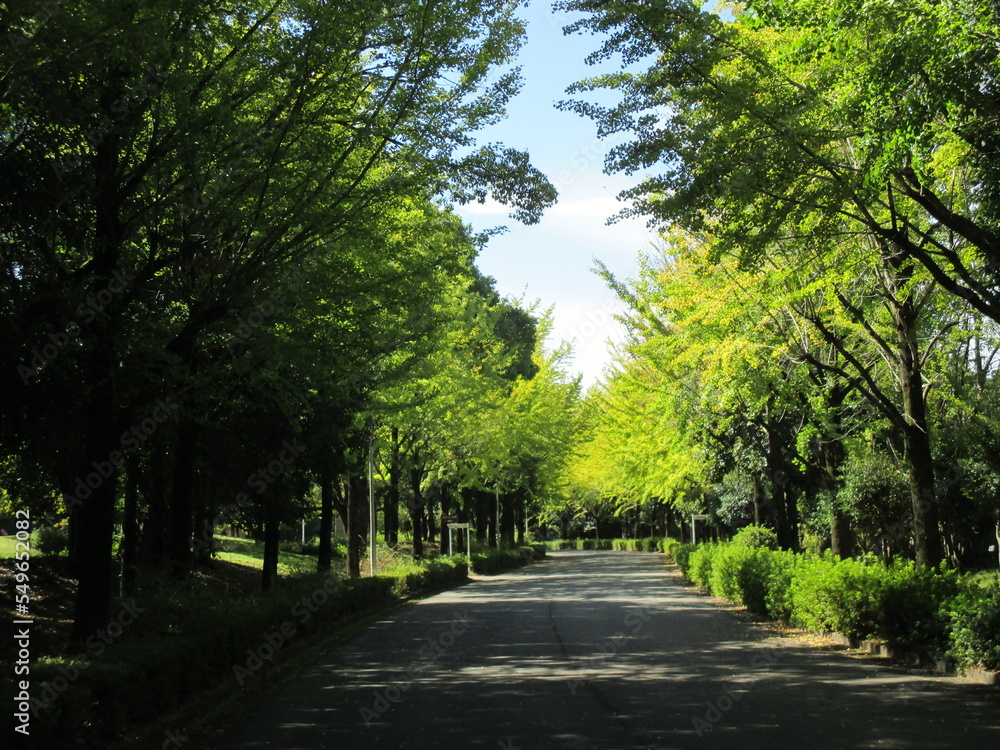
[368,427,377,576]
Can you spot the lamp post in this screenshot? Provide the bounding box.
[368,427,377,576]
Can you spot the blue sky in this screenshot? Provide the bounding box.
[454,1,656,390]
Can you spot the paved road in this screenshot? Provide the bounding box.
[199,551,999,749]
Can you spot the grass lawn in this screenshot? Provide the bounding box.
[0,534,21,557]
[214,535,325,576]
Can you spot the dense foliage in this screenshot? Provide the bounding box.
[0,0,578,645]
[557,0,1000,571]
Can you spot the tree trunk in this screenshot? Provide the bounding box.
[121,459,139,595]
[500,491,515,548]
[411,494,424,559]
[317,469,335,573]
[261,515,280,591]
[168,416,199,577]
[765,412,794,550]
[386,427,400,546]
[516,490,526,546]
[348,473,367,577]
[139,449,170,567]
[474,488,488,543]
[902,422,943,567]
[821,439,854,558]
[752,477,764,527]
[488,489,498,548]
[70,375,119,644]
[784,485,799,553]
[426,486,436,545]
[70,67,126,644]
[439,485,452,555]
[895,294,943,568]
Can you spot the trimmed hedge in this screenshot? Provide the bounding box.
[661,537,998,670]
[662,538,694,573]
[788,553,958,650]
[947,578,1000,671]
[543,539,614,550]
[30,558,470,746]
[611,537,665,551]
[543,538,670,552]
[471,545,546,574]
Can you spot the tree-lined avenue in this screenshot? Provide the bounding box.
[197,553,1000,749]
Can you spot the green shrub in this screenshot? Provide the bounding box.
[875,560,957,651]
[788,553,957,651]
[762,550,799,622]
[687,543,721,591]
[663,538,694,574]
[470,546,544,574]
[279,540,320,556]
[948,579,1000,671]
[392,556,468,596]
[709,545,777,615]
[789,552,877,637]
[581,539,613,550]
[608,537,665,551]
[731,524,779,550]
[668,534,971,660]
[32,523,69,555]
[543,540,574,550]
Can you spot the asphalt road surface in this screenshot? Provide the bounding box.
[198,551,1000,749]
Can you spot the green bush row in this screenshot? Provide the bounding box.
[611,537,665,551]
[30,557,469,746]
[470,545,546,574]
[543,538,671,551]
[543,539,614,550]
[663,535,1000,672]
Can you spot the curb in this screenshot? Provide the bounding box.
[810,633,998,686]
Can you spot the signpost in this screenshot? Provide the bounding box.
[447,522,471,577]
[447,522,470,556]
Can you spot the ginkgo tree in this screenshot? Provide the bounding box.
[556,0,1000,565]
